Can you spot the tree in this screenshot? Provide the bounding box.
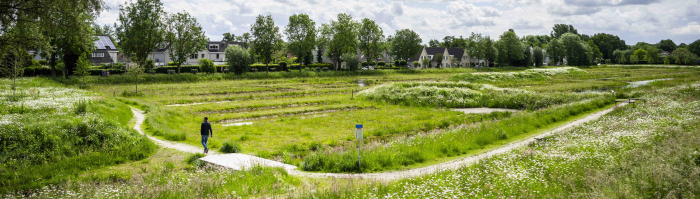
[434,53,444,68]
[561,33,592,66]
[533,46,544,67]
[656,39,677,52]
[429,39,440,47]
[546,38,566,65]
[633,48,647,61]
[497,30,524,66]
[165,11,208,74]
[422,57,430,68]
[241,33,252,49]
[285,14,316,72]
[225,45,252,74]
[673,48,693,65]
[587,40,603,60]
[482,37,498,66]
[358,18,385,69]
[223,33,236,42]
[342,53,360,71]
[75,52,90,86]
[316,48,324,63]
[664,56,670,65]
[251,14,282,73]
[467,33,483,66]
[551,24,578,39]
[642,45,660,64]
[688,39,700,57]
[117,0,165,92]
[390,29,422,61]
[318,13,358,71]
[591,33,627,62]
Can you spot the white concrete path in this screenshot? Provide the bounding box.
[131,103,626,180]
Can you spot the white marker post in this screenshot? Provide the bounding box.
[355,124,363,170]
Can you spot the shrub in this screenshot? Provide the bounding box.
[39,60,48,66]
[368,61,376,66]
[400,60,407,66]
[278,61,288,71]
[377,61,386,66]
[361,61,368,67]
[219,141,242,153]
[167,62,179,66]
[73,100,88,115]
[145,59,155,70]
[394,60,400,66]
[185,153,206,167]
[23,68,35,77]
[199,58,215,73]
[342,53,360,71]
[413,61,419,67]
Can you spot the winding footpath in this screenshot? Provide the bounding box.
[131,103,627,181]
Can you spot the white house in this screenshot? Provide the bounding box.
[28,35,119,65]
[150,41,245,66]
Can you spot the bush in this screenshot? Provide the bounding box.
[342,53,360,71]
[167,62,179,66]
[73,100,88,115]
[278,61,288,71]
[39,60,48,66]
[394,60,400,66]
[145,59,155,70]
[186,153,206,167]
[219,141,242,153]
[413,61,419,67]
[368,61,376,66]
[23,68,35,77]
[400,60,407,66]
[377,61,386,66]
[361,61,368,67]
[199,58,215,73]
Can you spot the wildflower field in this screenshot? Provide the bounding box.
[2,65,700,198]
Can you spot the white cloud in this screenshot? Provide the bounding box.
[671,22,700,35]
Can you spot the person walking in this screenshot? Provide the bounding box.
[201,117,213,153]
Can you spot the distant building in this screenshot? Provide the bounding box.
[413,47,470,68]
[149,41,245,66]
[27,35,119,65]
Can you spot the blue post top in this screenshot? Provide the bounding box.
[356,124,363,129]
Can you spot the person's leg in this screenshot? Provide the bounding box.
[201,135,209,152]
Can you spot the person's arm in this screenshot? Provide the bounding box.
[209,124,213,137]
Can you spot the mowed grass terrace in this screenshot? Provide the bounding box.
[88,66,700,171]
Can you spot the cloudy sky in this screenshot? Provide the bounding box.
[97,0,700,45]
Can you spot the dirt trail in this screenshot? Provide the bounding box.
[131,103,626,181]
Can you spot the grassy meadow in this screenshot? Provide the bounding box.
[3,65,700,198]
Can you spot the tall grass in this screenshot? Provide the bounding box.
[448,67,588,82]
[359,82,601,110]
[219,141,243,153]
[301,96,614,173]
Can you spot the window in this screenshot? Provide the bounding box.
[216,54,219,59]
[190,54,198,59]
[92,53,104,57]
[209,45,219,49]
[201,54,204,58]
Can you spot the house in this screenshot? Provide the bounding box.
[149,41,245,66]
[413,47,470,68]
[660,51,672,58]
[311,46,392,68]
[28,35,119,65]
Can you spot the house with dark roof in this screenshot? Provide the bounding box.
[149,41,245,66]
[414,47,470,68]
[28,35,119,65]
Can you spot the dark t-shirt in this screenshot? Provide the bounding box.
[201,122,212,136]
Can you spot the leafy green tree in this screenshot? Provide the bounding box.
[497,30,524,66]
[422,57,430,68]
[429,39,440,47]
[664,56,670,65]
[522,44,533,67]
[318,13,358,71]
[358,18,385,68]
[467,33,483,66]
[116,0,165,71]
[316,49,324,63]
[688,39,700,57]
[165,11,208,74]
[285,14,316,72]
[389,29,422,62]
[533,46,544,67]
[75,52,90,86]
[342,53,360,71]
[561,33,592,66]
[633,49,647,61]
[630,53,638,64]
[251,14,282,73]
[240,33,252,49]
[656,39,677,52]
[590,33,627,62]
[434,53,444,68]
[587,40,603,60]
[482,37,498,66]
[550,24,578,38]
[673,48,693,65]
[643,46,660,64]
[225,45,252,74]
[223,33,236,42]
[546,38,566,65]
